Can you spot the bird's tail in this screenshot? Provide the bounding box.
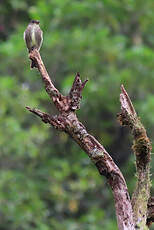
[29,47,38,68]
[31,59,38,68]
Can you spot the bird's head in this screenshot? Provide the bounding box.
[30,20,40,25]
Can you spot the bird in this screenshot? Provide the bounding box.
[24,20,43,68]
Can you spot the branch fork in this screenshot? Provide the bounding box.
[26,49,153,230]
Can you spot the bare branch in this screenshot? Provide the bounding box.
[120,85,137,117]
[69,72,88,110]
[29,49,70,112]
[118,85,152,229]
[29,50,88,113]
[26,50,135,230]
[26,106,65,131]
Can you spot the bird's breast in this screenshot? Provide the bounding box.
[31,28,36,46]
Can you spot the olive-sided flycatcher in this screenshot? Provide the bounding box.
[24,20,43,68]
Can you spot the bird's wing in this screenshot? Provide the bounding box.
[35,27,43,51]
[24,26,32,52]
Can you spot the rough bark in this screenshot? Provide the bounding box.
[118,85,152,229]
[25,48,153,229]
[147,197,154,227]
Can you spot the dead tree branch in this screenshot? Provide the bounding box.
[118,85,152,229]
[25,48,153,230]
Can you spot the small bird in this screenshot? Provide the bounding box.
[24,20,43,68]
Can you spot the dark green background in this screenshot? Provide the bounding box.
[0,0,154,229]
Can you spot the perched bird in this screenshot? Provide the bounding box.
[24,20,43,68]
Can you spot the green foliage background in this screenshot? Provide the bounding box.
[0,0,154,229]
